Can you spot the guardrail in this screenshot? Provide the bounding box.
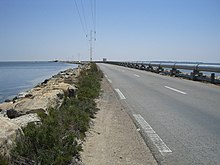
[104,61,220,84]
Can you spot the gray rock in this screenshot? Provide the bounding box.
[0,102,14,111]
[0,117,22,157]
[41,79,50,85]
[6,109,22,119]
[11,113,41,128]
[17,92,33,99]
[68,86,76,97]
[25,93,33,98]
[5,99,11,103]
[0,110,7,117]
[14,90,64,114]
[18,92,28,98]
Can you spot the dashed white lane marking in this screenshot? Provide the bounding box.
[133,114,172,155]
[164,86,187,95]
[134,74,140,77]
[115,89,126,99]
[108,79,112,83]
[105,74,108,78]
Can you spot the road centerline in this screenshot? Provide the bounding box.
[115,89,126,99]
[164,86,187,95]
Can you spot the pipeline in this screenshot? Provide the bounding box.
[104,61,220,84]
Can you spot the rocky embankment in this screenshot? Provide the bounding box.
[0,66,81,157]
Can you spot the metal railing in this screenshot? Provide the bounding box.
[104,61,220,84]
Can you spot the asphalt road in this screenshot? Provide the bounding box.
[98,63,220,165]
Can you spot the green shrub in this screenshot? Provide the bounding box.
[12,63,102,164]
[13,108,82,164]
[77,63,103,100]
[0,155,9,165]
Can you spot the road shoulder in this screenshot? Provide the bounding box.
[81,77,157,165]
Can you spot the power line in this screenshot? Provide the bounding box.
[94,0,96,32]
[93,0,96,41]
[73,0,97,61]
[90,0,96,32]
[90,0,94,24]
[74,0,87,37]
[90,0,96,42]
[80,0,88,34]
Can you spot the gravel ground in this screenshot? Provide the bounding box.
[81,78,157,165]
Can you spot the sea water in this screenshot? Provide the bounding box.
[0,61,77,103]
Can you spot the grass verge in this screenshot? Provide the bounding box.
[0,155,9,165]
[10,63,103,164]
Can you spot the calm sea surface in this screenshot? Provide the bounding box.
[0,61,77,103]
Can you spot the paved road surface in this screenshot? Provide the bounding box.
[98,63,220,165]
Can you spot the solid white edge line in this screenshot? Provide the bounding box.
[115,89,126,99]
[105,74,108,78]
[108,79,112,83]
[164,86,187,95]
[133,114,172,155]
[134,74,140,77]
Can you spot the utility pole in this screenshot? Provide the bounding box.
[89,30,93,62]
[89,30,96,62]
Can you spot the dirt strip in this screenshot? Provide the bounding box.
[81,78,157,165]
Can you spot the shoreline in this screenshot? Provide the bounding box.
[0,67,81,117]
[0,65,83,158]
[0,61,77,103]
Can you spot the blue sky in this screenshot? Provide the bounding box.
[0,0,220,62]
